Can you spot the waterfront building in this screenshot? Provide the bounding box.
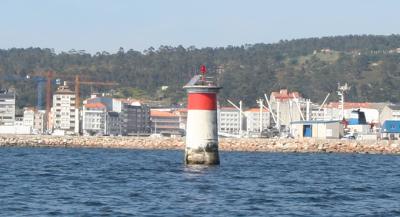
[22,107,35,129]
[269,89,307,128]
[218,107,241,134]
[82,102,107,136]
[380,105,400,126]
[111,98,123,112]
[85,95,114,111]
[33,110,47,134]
[0,108,31,134]
[290,120,343,139]
[150,109,184,136]
[111,98,141,113]
[106,111,120,136]
[175,108,187,132]
[322,102,380,124]
[381,120,400,139]
[15,115,23,126]
[52,83,78,135]
[345,109,372,134]
[244,108,270,133]
[120,102,151,136]
[0,90,15,126]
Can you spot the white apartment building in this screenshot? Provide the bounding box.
[150,109,187,136]
[22,108,47,134]
[33,110,46,134]
[52,84,78,135]
[0,90,15,126]
[23,108,35,129]
[244,108,270,133]
[218,107,241,134]
[82,102,107,136]
[15,116,23,126]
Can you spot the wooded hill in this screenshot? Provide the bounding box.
[1,34,400,108]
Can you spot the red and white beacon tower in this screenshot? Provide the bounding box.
[183,65,221,165]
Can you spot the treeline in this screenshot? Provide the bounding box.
[1,34,400,108]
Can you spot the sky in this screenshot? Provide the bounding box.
[1,0,399,53]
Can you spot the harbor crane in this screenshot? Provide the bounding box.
[28,70,118,126]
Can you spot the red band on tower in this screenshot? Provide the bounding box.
[187,93,217,110]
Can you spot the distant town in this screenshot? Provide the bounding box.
[1,76,400,141]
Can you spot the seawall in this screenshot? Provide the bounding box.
[1,135,400,154]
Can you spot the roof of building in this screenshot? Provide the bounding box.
[23,107,36,112]
[383,119,400,123]
[0,92,15,98]
[271,89,301,100]
[219,106,238,111]
[291,120,341,124]
[173,110,187,117]
[175,108,187,113]
[365,102,388,110]
[382,120,400,133]
[55,85,74,95]
[387,105,400,111]
[115,98,142,106]
[245,108,269,113]
[151,110,177,117]
[107,111,119,117]
[86,96,112,102]
[325,102,371,109]
[84,102,106,109]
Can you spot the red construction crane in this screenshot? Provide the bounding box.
[30,71,118,129]
[71,75,118,109]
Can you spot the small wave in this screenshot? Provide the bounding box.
[350,186,370,192]
[83,201,105,207]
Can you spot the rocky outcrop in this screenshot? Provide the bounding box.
[219,138,400,154]
[0,135,400,154]
[0,135,183,150]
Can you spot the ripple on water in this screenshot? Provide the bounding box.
[0,148,400,216]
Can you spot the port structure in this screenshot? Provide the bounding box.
[337,83,350,120]
[183,65,221,165]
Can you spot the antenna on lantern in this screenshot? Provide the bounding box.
[200,65,207,82]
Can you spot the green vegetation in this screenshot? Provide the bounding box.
[114,87,149,99]
[1,34,400,108]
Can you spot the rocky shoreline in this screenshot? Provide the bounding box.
[1,135,400,155]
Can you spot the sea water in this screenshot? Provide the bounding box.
[1,147,400,216]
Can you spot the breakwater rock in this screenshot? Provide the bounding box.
[1,135,400,154]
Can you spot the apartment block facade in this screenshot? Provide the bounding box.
[218,107,241,134]
[0,90,15,126]
[52,84,79,135]
[82,102,107,136]
[120,103,151,136]
[244,108,270,133]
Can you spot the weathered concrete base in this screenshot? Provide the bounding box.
[185,144,220,165]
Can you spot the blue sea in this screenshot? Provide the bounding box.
[1,147,400,216]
